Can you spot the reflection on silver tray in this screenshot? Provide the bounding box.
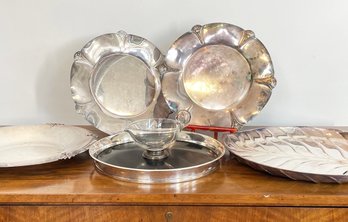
[89,131,225,183]
[223,127,348,183]
[70,31,165,134]
[0,125,97,167]
[162,23,276,129]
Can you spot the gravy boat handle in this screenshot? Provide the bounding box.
[175,110,191,130]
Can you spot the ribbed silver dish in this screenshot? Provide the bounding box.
[224,127,348,183]
[89,131,225,183]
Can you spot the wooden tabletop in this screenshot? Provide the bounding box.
[1,126,348,207]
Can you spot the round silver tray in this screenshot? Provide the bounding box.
[0,124,97,167]
[162,23,276,129]
[70,31,165,134]
[89,131,225,183]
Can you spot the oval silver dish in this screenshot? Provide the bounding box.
[70,31,165,134]
[162,23,276,129]
[0,124,97,167]
[223,127,348,183]
[89,131,225,183]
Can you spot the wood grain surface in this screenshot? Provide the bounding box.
[0,126,348,207]
[0,206,348,222]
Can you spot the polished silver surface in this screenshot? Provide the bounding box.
[183,45,250,110]
[0,124,97,167]
[71,31,165,134]
[89,131,225,183]
[162,23,276,129]
[224,127,348,183]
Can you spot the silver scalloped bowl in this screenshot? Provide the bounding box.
[162,23,277,129]
[70,31,164,134]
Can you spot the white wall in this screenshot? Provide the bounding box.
[0,0,347,127]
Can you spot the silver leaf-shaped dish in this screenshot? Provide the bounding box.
[162,23,276,129]
[0,125,98,167]
[223,127,348,183]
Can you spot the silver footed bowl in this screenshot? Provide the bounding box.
[162,23,277,129]
[124,118,183,160]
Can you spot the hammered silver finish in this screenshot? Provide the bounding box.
[89,131,225,183]
[71,31,164,134]
[223,127,348,183]
[162,23,276,129]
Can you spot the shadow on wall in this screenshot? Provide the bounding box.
[35,38,89,125]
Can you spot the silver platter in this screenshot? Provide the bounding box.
[70,31,165,134]
[89,131,225,183]
[162,23,277,129]
[0,124,97,167]
[224,127,348,183]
